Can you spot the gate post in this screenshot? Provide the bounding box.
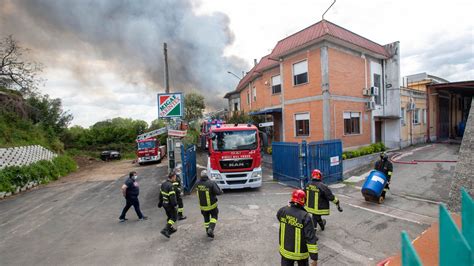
[299,140,308,189]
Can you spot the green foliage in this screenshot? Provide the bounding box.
[342,142,386,160]
[27,94,73,135]
[0,155,77,192]
[183,128,200,146]
[184,92,205,122]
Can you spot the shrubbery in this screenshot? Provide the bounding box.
[342,142,386,160]
[0,155,77,193]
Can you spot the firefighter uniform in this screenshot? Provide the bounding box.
[196,173,223,238]
[173,174,186,220]
[375,156,393,198]
[158,179,178,238]
[277,203,318,265]
[305,179,339,231]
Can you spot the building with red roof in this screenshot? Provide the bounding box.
[225,20,401,149]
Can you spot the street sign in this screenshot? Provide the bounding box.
[168,129,187,137]
[259,121,274,127]
[158,93,184,118]
[136,127,168,141]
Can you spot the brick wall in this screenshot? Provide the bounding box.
[328,48,367,98]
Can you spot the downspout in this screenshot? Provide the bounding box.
[280,59,285,141]
[426,86,431,142]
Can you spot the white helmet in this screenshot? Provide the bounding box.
[200,170,208,178]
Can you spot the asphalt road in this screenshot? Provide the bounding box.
[0,143,459,265]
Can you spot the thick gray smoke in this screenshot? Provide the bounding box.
[0,0,248,110]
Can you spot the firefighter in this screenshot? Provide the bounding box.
[158,171,179,238]
[374,152,393,201]
[277,189,318,266]
[173,165,187,220]
[196,169,223,238]
[305,169,343,231]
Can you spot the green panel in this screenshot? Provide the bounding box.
[439,204,472,266]
[401,231,422,266]
[167,104,181,116]
[461,188,474,262]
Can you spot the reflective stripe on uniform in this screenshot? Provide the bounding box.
[206,191,211,206]
[388,171,392,176]
[168,220,175,225]
[311,209,330,215]
[295,228,301,254]
[172,182,179,186]
[307,243,318,254]
[279,247,309,261]
[210,218,217,224]
[280,222,285,250]
[178,208,184,213]
[332,197,339,204]
[204,222,210,228]
[161,190,176,196]
[200,202,217,211]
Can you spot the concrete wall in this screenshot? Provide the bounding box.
[448,97,473,212]
[0,145,57,169]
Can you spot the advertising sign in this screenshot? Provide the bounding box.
[158,93,183,118]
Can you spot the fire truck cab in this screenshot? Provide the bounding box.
[206,123,267,189]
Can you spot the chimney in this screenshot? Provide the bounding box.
[254,59,257,66]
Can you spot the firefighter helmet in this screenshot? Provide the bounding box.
[291,189,306,206]
[380,152,388,161]
[311,169,322,180]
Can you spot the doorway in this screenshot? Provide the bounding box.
[375,121,383,143]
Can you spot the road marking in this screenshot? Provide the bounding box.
[329,183,346,189]
[320,237,372,264]
[344,203,425,225]
[345,171,370,183]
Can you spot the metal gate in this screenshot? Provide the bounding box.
[272,140,343,188]
[307,140,343,184]
[180,144,197,193]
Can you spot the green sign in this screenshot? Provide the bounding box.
[158,93,183,118]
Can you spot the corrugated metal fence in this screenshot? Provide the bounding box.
[180,144,197,193]
[272,140,343,188]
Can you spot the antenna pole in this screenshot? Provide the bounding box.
[322,0,336,20]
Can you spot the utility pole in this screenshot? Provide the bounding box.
[164,42,170,93]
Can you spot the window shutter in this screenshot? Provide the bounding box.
[272,75,281,85]
[295,113,309,121]
[293,61,308,75]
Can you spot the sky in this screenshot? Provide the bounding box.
[1,0,473,127]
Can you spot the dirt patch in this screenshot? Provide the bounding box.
[53,157,152,185]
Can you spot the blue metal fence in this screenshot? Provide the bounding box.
[272,139,343,187]
[180,144,197,193]
[307,140,343,184]
[272,142,304,188]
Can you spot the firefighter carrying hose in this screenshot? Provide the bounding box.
[374,152,393,201]
[196,169,223,238]
[173,165,187,220]
[277,189,318,266]
[305,169,343,231]
[158,171,179,238]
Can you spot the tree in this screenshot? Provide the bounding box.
[27,94,73,135]
[184,92,205,122]
[0,35,43,94]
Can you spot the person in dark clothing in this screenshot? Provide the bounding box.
[305,169,343,231]
[374,152,393,201]
[119,171,147,222]
[173,165,186,220]
[196,170,223,238]
[158,171,179,238]
[277,189,318,266]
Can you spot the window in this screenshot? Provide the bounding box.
[295,113,310,136]
[373,73,382,105]
[344,112,361,135]
[234,102,239,111]
[272,75,281,94]
[401,107,405,126]
[412,108,420,124]
[293,60,308,85]
[423,109,426,124]
[252,87,256,102]
[246,91,250,105]
[212,130,257,151]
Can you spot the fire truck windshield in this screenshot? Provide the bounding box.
[212,130,257,151]
[138,141,155,150]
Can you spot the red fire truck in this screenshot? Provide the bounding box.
[136,127,167,165]
[206,123,267,189]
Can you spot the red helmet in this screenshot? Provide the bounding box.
[291,189,306,206]
[311,169,322,180]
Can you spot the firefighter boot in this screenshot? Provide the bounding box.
[319,219,327,231]
[160,226,171,238]
[207,223,215,238]
[178,212,187,220]
[169,224,177,235]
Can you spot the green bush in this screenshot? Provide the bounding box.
[342,142,386,160]
[0,155,77,192]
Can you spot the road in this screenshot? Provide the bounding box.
[0,143,459,265]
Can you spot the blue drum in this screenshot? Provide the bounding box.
[361,170,387,198]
